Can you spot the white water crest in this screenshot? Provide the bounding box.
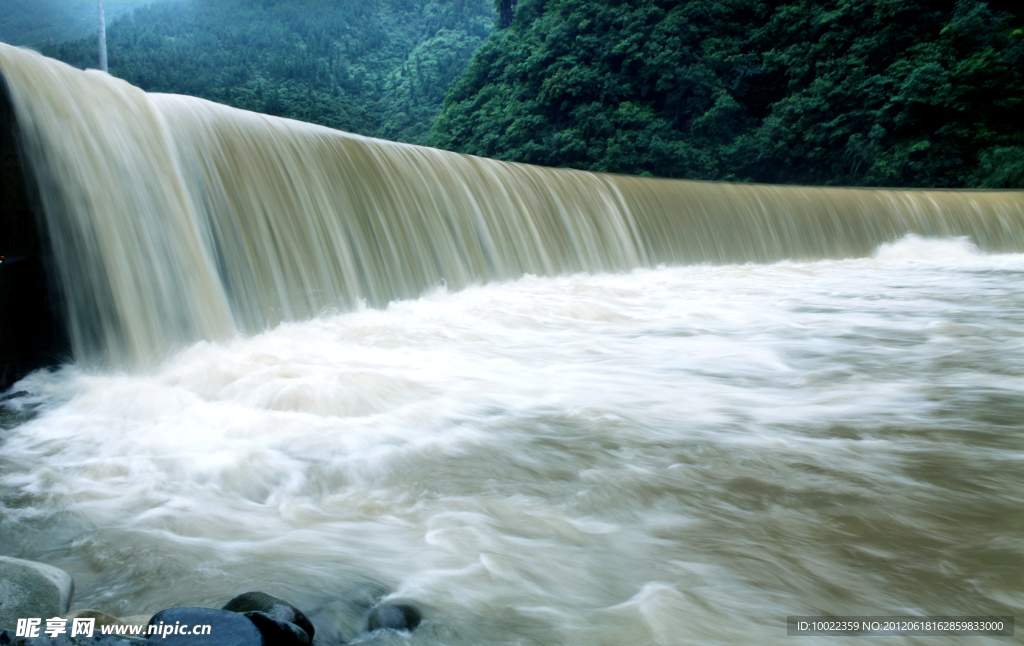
[3,237,1024,645]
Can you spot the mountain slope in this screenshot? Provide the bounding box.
[430,0,1024,187]
[44,0,494,144]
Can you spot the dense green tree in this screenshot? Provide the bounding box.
[432,0,764,178]
[43,0,494,144]
[749,0,1024,186]
[380,27,491,142]
[430,0,1024,187]
[1,0,156,48]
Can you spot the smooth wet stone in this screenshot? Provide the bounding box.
[242,612,310,646]
[147,607,262,646]
[366,604,420,633]
[0,557,74,629]
[221,591,314,644]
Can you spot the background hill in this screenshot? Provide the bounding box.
[11,0,1024,186]
[43,0,494,144]
[431,0,1024,188]
[1,0,158,48]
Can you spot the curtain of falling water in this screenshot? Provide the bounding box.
[1,43,1023,365]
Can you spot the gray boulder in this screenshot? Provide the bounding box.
[0,557,73,629]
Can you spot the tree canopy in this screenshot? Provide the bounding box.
[29,0,1024,186]
[430,0,1024,187]
[45,0,495,144]
[1,0,156,48]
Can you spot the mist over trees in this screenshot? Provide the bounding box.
[431,0,1024,188]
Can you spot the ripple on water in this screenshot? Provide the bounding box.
[2,239,1023,645]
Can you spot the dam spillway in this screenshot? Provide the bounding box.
[0,43,1022,372]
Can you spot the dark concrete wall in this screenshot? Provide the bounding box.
[0,71,69,390]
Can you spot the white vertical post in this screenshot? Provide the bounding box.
[97,0,108,72]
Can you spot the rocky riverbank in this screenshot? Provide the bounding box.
[0,556,421,645]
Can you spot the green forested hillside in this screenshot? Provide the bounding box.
[0,0,156,48]
[430,0,1024,187]
[44,0,494,143]
[31,0,1024,186]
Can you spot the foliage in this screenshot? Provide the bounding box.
[1,0,157,48]
[430,0,1024,187]
[43,0,494,144]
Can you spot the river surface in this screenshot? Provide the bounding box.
[1,235,1022,645]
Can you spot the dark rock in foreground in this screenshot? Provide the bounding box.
[221,591,314,646]
[241,612,309,646]
[0,555,419,646]
[146,607,262,646]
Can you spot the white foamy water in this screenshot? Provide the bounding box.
[2,237,1023,645]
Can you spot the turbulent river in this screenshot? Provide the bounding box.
[0,42,1022,645]
[2,235,1022,645]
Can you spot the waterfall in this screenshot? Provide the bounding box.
[2,43,1022,366]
